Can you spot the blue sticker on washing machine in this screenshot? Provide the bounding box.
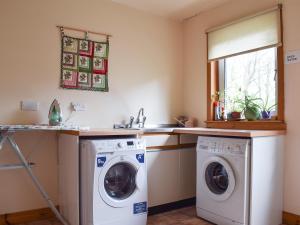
[133,202,147,214]
[136,154,144,163]
[97,157,106,167]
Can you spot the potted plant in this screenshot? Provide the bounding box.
[259,98,277,120]
[225,94,243,120]
[228,104,242,120]
[230,110,242,120]
[237,95,261,121]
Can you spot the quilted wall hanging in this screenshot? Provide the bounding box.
[59,26,110,92]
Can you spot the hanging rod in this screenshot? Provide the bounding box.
[56,25,112,38]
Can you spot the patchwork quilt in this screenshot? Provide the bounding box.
[60,36,109,92]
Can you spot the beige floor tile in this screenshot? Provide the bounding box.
[25,206,213,225]
[147,206,212,225]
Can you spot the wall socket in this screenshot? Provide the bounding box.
[21,100,39,111]
[71,102,87,111]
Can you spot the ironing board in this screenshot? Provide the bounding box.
[0,125,77,225]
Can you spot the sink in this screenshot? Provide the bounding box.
[142,127,176,133]
[114,124,181,133]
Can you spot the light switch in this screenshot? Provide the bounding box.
[21,100,39,111]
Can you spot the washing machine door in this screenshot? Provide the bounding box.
[98,155,145,208]
[201,156,235,201]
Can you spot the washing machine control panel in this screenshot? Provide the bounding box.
[197,137,249,155]
[94,139,146,152]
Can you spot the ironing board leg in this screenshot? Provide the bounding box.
[7,135,69,225]
[0,134,7,150]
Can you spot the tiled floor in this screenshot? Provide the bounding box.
[147,206,213,225]
[21,206,213,225]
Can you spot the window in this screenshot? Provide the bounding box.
[206,5,285,130]
[220,47,277,117]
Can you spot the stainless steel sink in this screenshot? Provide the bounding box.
[142,127,176,132]
[114,124,181,133]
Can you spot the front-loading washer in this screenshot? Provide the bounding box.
[196,136,250,225]
[80,138,147,225]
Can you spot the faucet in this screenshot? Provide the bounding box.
[122,108,146,129]
[128,116,134,128]
[136,108,144,123]
[135,108,146,128]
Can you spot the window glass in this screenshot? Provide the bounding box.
[222,47,277,115]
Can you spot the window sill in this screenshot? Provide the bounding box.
[205,120,286,130]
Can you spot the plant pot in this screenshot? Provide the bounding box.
[261,110,271,119]
[244,107,260,121]
[230,111,241,120]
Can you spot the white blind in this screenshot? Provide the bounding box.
[207,6,282,61]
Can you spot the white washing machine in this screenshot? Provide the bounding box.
[196,136,283,225]
[80,138,148,225]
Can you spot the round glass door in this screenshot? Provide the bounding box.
[205,162,229,195]
[104,162,137,200]
[201,156,235,201]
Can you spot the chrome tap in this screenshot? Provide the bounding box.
[135,108,146,128]
[128,116,135,128]
[118,108,146,129]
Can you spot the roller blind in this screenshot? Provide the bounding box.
[207,6,282,61]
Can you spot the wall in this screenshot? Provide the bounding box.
[0,0,183,213]
[281,0,300,215]
[183,0,300,215]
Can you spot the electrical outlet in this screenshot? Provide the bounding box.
[71,102,87,111]
[21,100,39,111]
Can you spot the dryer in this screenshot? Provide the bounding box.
[80,138,147,225]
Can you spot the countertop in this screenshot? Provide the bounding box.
[60,127,286,137]
[173,128,286,137]
[60,128,144,136]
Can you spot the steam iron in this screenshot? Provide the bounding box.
[48,99,63,126]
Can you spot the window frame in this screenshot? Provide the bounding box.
[206,45,285,130]
[205,8,285,130]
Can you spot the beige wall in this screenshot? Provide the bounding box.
[0,0,183,127]
[0,0,183,214]
[183,0,300,215]
[281,0,300,215]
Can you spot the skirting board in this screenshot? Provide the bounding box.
[283,211,300,225]
[148,197,196,216]
[1,207,298,225]
[0,207,55,225]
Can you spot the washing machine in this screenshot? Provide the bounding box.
[196,135,283,225]
[197,136,250,225]
[80,138,147,225]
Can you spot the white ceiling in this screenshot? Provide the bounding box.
[111,0,233,21]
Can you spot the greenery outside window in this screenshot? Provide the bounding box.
[220,47,277,118]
